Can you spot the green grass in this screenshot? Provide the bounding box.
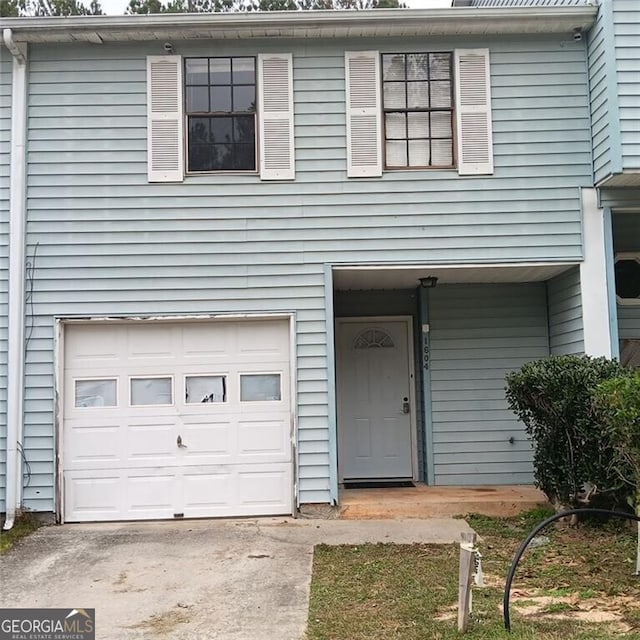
[0,512,41,554]
[307,509,640,640]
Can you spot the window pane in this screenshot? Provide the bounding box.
[186,86,209,112]
[430,111,452,138]
[210,116,233,144]
[75,379,117,408]
[383,82,406,109]
[131,377,172,406]
[185,376,227,404]
[233,144,256,171]
[385,112,406,139]
[431,81,451,108]
[210,86,232,112]
[383,54,405,81]
[407,112,429,139]
[185,58,208,85]
[189,117,210,144]
[407,82,429,109]
[406,54,429,80]
[234,115,256,145]
[240,374,282,402]
[233,85,256,112]
[210,58,231,85]
[189,143,215,172]
[233,57,255,84]
[431,139,453,166]
[386,140,407,167]
[210,144,233,170]
[408,140,429,167]
[615,260,640,299]
[430,53,451,80]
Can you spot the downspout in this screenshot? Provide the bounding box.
[3,29,27,531]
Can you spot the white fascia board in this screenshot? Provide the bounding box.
[1,6,598,43]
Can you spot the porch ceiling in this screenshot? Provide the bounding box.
[333,262,576,290]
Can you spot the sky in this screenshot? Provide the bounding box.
[99,0,452,16]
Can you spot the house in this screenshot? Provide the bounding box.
[0,0,635,526]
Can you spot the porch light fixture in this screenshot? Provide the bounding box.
[419,276,438,289]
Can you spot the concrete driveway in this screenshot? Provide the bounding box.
[0,517,473,640]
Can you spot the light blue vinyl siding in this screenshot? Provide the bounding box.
[588,0,614,183]
[20,34,591,511]
[618,305,640,340]
[589,0,640,182]
[429,284,549,485]
[0,55,11,513]
[613,211,640,340]
[547,266,584,354]
[613,0,640,171]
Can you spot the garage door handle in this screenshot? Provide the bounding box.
[177,435,187,448]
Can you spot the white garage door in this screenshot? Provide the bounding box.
[62,319,293,522]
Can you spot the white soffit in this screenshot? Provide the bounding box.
[1,7,597,44]
[597,172,640,189]
[333,263,577,290]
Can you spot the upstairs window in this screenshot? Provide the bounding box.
[382,53,454,169]
[147,53,294,182]
[185,57,257,173]
[345,49,493,178]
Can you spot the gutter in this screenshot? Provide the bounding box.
[0,6,598,41]
[2,28,27,531]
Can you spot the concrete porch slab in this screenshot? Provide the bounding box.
[339,484,549,519]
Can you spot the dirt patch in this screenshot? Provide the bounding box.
[130,605,192,634]
[511,590,640,633]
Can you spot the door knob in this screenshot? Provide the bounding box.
[177,435,187,448]
[402,397,410,414]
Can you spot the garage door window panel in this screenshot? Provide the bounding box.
[240,373,282,402]
[130,377,174,406]
[74,378,118,408]
[185,375,227,404]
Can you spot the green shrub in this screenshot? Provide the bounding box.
[505,355,632,509]
[595,372,640,502]
[595,371,640,574]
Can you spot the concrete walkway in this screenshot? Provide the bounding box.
[0,517,473,640]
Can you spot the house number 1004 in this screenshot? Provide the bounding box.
[423,345,430,370]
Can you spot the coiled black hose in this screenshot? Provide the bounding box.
[503,508,640,631]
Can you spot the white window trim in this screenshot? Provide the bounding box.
[239,371,283,403]
[183,373,229,405]
[73,377,119,409]
[129,375,175,407]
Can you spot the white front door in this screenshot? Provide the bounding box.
[337,319,414,480]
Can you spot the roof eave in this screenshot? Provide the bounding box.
[1,6,599,44]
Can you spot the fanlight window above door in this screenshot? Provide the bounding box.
[354,328,395,349]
